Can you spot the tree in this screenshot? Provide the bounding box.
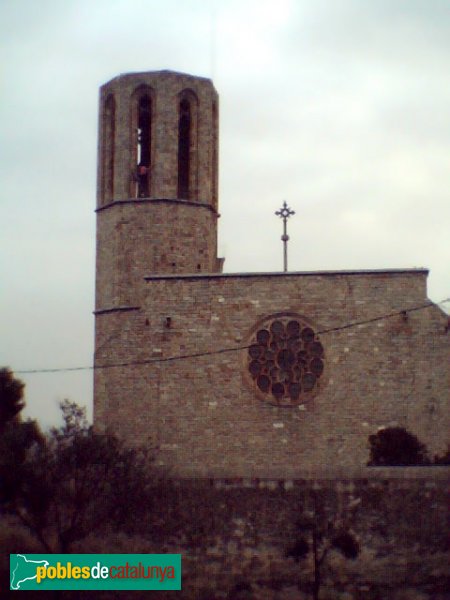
[286,491,360,600]
[0,367,25,429]
[433,445,450,465]
[0,368,44,509]
[368,427,430,466]
[2,395,157,552]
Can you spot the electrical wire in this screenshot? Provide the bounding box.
[13,296,450,375]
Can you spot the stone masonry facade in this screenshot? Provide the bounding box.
[94,71,450,477]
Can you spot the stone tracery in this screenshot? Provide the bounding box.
[247,316,324,406]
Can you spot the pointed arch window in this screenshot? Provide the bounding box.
[212,100,218,209]
[178,98,191,199]
[136,93,152,198]
[102,94,115,203]
[130,85,153,198]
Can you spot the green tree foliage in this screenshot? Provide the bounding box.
[0,367,25,429]
[368,427,430,466]
[24,401,155,552]
[287,491,360,600]
[1,373,157,553]
[433,445,450,465]
[0,368,44,509]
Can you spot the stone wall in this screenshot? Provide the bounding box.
[2,473,448,598]
[169,473,449,600]
[97,70,219,206]
[95,200,220,310]
[81,472,450,599]
[93,71,449,480]
[93,269,450,476]
[95,70,222,312]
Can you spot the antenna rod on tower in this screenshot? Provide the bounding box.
[275,201,295,272]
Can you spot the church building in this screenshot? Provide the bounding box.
[94,70,449,477]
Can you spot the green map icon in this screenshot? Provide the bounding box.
[10,554,49,590]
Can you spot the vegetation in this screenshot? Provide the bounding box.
[433,445,450,465]
[287,490,360,600]
[0,368,44,515]
[368,426,430,466]
[368,426,450,467]
[1,369,448,598]
[0,367,26,428]
[0,369,156,553]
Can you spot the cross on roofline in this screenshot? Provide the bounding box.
[275,201,295,272]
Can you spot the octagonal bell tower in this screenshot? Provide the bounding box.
[95,70,222,312]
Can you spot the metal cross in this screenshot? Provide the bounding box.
[275,201,295,272]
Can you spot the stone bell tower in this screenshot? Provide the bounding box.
[95,70,222,313]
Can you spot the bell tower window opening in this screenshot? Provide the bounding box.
[178,98,191,199]
[136,94,151,198]
[212,100,218,209]
[102,94,115,204]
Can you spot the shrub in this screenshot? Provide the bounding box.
[368,427,429,466]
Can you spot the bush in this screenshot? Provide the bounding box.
[433,446,450,465]
[2,399,157,552]
[368,427,429,466]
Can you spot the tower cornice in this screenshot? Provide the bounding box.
[95,197,220,215]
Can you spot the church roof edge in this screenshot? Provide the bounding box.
[144,268,429,282]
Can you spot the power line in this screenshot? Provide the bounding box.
[318,298,449,334]
[13,297,450,375]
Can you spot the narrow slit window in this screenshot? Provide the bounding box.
[178,98,191,199]
[212,101,218,207]
[136,95,151,198]
[103,94,115,203]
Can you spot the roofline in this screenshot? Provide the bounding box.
[101,69,214,88]
[145,268,429,282]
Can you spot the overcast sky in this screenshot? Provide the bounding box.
[1,0,449,428]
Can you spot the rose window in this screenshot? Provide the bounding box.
[247,316,324,406]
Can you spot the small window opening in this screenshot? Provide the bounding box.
[136,95,151,198]
[197,264,201,270]
[103,94,115,203]
[212,100,218,207]
[177,99,191,199]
